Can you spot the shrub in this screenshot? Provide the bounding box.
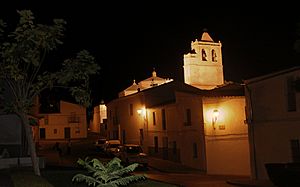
[72,157,146,187]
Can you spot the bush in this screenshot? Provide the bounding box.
[72,157,146,187]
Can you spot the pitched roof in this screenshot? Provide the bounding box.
[201,31,214,42]
[203,82,245,97]
[244,66,300,85]
[124,80,141,91]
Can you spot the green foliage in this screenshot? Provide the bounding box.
[0,9,100,114]
[72,157,147,187]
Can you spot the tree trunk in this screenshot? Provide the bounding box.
[20,112,41,176]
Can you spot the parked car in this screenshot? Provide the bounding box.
[95,138,107,152]
[115,144,148,168]
[104,139,121,156]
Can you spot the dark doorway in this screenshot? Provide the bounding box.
[163,136,168,160]
[64,127,70,139]
[39,128,45,139]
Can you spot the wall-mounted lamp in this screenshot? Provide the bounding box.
[137,108,146,117]
[212,109,219,130]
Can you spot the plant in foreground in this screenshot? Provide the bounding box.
[72,157,146,187]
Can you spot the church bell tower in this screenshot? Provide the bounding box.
[183,31,224,90]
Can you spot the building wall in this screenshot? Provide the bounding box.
[245,69,300,179]
[106,94,144,145]
[91,105,100,133]
[38,101,87,140]
[203,97,250,176]
[106,91,207,171]
[146,91,206,171]
[90,104,107,134]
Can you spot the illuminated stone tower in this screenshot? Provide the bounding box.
[183,31,224,90]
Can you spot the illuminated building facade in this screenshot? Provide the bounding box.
[245,66,300,179]
[105,31,250,175]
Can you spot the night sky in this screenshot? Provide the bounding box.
[1,2,300,105]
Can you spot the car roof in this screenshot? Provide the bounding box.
[107,140,121,144]
[122,144,141,147]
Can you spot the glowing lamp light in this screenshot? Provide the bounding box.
[212,109,219,130]
[213,109,219,121]
[137,108,146,117]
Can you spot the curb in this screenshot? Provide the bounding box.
[226,179,276,187]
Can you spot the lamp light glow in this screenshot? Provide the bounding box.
[212,109,219,130]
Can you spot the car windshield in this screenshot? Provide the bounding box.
[125,146,143,154]
[109,144,120,148]
[98,140,106,144]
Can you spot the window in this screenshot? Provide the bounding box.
[290,139,300,162]
[287,77,296,112]
[129,104,133,116]
[68,112,80,123]
[122,130,126,144]
[212,49,217,62]
[193,143,198,158]
[154,136,158,153]
[75,127,80,134]
[162,109,166,130]
[113,130,119,139]
[40,128,45,139]
[53,129,57,134]
[173,141,177,155]
[184,108,192,126]
[153,112,156,125]
[140,129,144,145]
[114,107,119,125]
[202,49,207,61]
[44,116,48,125]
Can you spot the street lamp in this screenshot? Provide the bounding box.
[137,108,146,117]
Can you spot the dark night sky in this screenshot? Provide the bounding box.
[1,2,300,105]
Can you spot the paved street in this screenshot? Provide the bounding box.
[37,138,274,187]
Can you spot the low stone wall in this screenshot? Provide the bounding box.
[0,157,45,169]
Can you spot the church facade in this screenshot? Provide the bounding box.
[105,31,250,176]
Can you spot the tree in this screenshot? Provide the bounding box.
[72,157,146,187]
[0,10,100,176]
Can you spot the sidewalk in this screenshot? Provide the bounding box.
[147,156,275,187]
[227,179,275,187]
[148,156,204,174]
